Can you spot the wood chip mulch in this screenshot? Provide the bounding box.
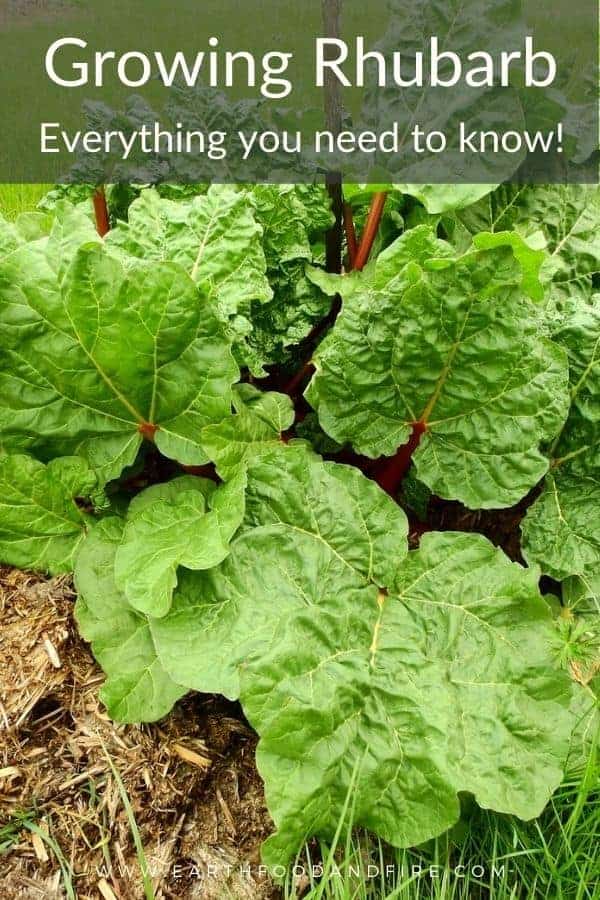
[0,567,277,899]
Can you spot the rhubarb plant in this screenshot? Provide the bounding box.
[306,226,570,507]
[0,181,598,869]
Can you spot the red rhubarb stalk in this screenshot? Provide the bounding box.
[92,186,110,237]
[138,421,158,441]
[285,360,316,398]
[375,421,427,496]
[353,192,387,272]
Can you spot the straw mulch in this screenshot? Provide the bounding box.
[0,567,276,899]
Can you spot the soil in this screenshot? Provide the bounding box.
[0,567,277,900]
[423,488,539,563]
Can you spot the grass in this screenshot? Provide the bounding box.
[0,808,76,900]
[101,743,156,900]
[283,736,600,899]
[23,819,77,900]
[0,807,38,855]
[0,184,51,219]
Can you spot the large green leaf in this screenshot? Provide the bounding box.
[307,229,570,508]
[0,454,95,574]
[0,242,238,482]
[107,185,272,318]
[242,532,574,869]
[113,472,246,618]
[75,444,409,711]
[522,303,600,580]
[458,185,600,311]
[153,444,409,699]
[75,518,187,722]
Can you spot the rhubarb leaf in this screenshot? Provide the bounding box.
[75,444,409,712]
[75,518,187,722]
[0,454,94,574]
[522,303,600,580]
[243,184,333,372]
[114,471,246,618]
[0,211,52,257]
[152,444,408,699]
[563,573,600,617]
[242,532,574,868]
[458,185,600,310]
[522,474,600,582]
[107,185,272,319]
[307,232,570,508]
[397,184,498,214]
[472,231,546,302]
[201,387,294,480]
[0,242,238,482]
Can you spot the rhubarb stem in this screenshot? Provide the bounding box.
[93,186,110,237]
[374,421,427,496]
[286,360,316,398]
[353,192,387,271]
[138,422,158,441]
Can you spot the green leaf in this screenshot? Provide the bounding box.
[201,387,295,480]
[76,444,408,714]
[244,262,331,374]
[522,304,600,580]
[396,184,498,215]
[243,184,334,372]
[108,186,272,319]
[113,472,246,618]
[0,217,22,257]
[75,518,187,723]
[548,304,600,477]
[307,223,453,304]
[567,681,599,772]
[0,454,93,574]
[307,231,570,508]
[473,231,546,302]
[563,573,600,617]
[153,444,408,700]
[458,185,600,311]
[241,532,574,869]
[522,474,600,582]
[0,242,238,482]
[250,184,318,266]
[45,201,99,274]
[0,210,52,258]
